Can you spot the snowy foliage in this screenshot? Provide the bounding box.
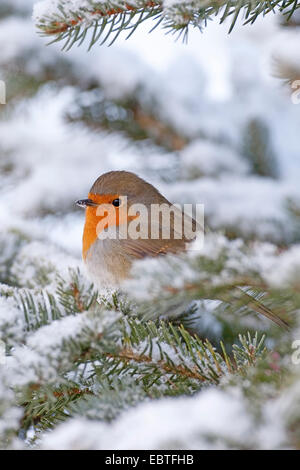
[32,0,300,48]
[0,1,300,450]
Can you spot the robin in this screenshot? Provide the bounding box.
[76,170,289,329]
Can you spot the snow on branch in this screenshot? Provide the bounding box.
[33,0,300,49]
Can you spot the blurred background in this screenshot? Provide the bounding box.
[1,0,300,284]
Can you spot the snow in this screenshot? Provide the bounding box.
[0,295,27,349]
[180,139,249,177]
[163,0,190,7]
[258,244,300,289]
[163,176,299,242]
[33,0,117,25]
[2,11,297,247]
[40,386,287,449]
[6,307,121,386]
[1,0,300,450]
[123,232,300,320]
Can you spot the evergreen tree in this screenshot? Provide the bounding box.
[1,0,300,450]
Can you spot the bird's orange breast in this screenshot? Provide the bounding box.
[82,193,117,259]
[82,192,137,259]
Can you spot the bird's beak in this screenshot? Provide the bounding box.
[75,198,98,208]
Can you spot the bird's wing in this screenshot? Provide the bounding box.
[121,203,201,258]
[120,237,186,259]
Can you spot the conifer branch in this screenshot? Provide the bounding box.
[33,0,300,49]
[19,316,266,434]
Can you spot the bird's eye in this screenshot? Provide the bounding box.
[112,198,121,207]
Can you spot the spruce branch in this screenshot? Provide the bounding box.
[19,319,266,435]
[33,0,300,49]
[12,273,266,437]
[125,234,294,333]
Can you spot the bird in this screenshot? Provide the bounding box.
[76,170,197,285]
[76,170,289,330]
